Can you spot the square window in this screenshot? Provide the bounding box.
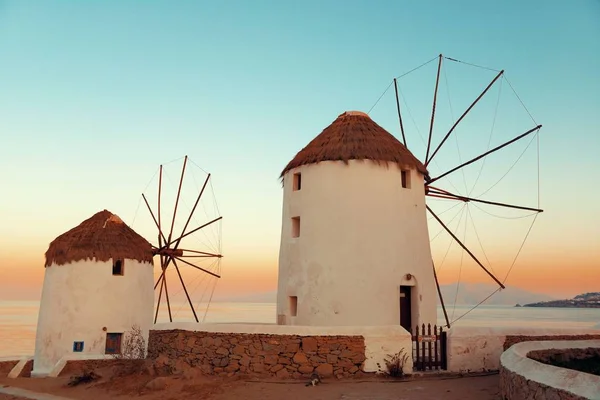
[291,217,300,238]
[73,341,84,352]
[401,170,411,189]
[105,332,122,354]
[293,173,302,191]
[112,259,124,275]
[289,296,298,317]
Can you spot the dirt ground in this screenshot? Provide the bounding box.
[0,371,500,400]
[0,395,29,400]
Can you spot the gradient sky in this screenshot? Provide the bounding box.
[0,1,598,304]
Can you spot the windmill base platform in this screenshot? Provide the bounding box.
[5,324,599,381]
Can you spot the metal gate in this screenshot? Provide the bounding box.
[411,323,447,371]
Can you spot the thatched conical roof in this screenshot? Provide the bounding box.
[44,209,154,267]
[280,111,428,178]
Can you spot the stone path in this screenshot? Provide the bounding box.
[0,386,73,400]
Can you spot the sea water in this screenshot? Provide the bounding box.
[0,300,598,357]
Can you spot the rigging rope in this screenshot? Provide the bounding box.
[434,205,467,276]
[443,56,501,73]
[443,62,469,195]
[202,274,219,323]
[537,131,541,209]
[503,75,537,125]
[398,86,464,195]
[172,257,219,319]
[473,132,539,199]
[429,202,465,242]
[367,80,393,115]
[450,287,502,325]
[467,205,496,276]
[368,55,438,115]
[471,203,539,220]
[502,213,539,284]
[188,165,220,252]
[450,204,469,320]
[468,78,503,197]
[396,55,439,79]
[129,167,159,227]
[163,166,219,253]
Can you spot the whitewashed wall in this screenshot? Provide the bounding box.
[447,326,600,373]
[501,339,600,399]
[277,160,437,328]
[32,258,154,376]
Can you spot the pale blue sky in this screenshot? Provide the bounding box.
[0,0,599,299]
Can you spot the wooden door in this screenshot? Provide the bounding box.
[399,286,412,332]
[105,332,122,354]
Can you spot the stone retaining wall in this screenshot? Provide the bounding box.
[148,329,366,379]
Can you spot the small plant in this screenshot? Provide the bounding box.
[112,324,147,360]
[376,348,410,378]
[110,324,148,376]
[68,370,101,386]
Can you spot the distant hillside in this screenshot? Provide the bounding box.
[523,292,600,308]
[214,283,553,306]
[440,282,554,306]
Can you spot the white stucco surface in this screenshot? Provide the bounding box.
[276,160,437,328]
[501,339,600,399]
[32,259,154,377]
[447,326,600,373]
[153,322,414,374]
[6,357,33,379]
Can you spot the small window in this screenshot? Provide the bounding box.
[289,296,298,317]
[112,259,124,275]
[291,216,300,238]
[73,341,84,352]
[293,172,302,191]
[105,332,122,354]
[401,170,411,189]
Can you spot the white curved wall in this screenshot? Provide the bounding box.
[32,258,154,376]
[276,160,437,327]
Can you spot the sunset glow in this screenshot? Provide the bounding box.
[1,1,599,304]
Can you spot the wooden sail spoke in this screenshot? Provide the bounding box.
[426,205,505,289]
[167,156,188,243]
[142,194,168,245]
[173,173,211,250]
[171,258,200,322]
[158,165,163,249]
[393,78,407,147]
[427,124,542,185]
[154,273,165,324]
[178,249,222,258]
[174,256,221,279]
[154,269,165,290]
[426,70,504,166]
[425,54,443,163]
[426,186,543,213]
[163,267,173,322]
[432,261,450,328]
[165,217,223,248]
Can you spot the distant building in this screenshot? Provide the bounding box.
[276,111,437,330]
[32,210,154,377]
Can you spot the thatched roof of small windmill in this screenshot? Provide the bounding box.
[280,111,428,178]
[44,209,154,267]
